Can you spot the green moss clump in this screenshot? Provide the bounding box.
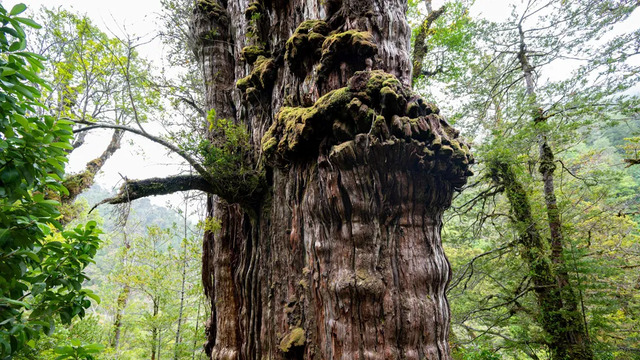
[62,170,94,201]
[241,45,269,65]
[236,56,276,96]
[244,1,263,19]
[285,20,330,75]
[431,135,442,149]
[261,133,278,155]
[438,145,454,156]
[317,30,377,79]
[279,327,306,352]
[296,19,330,34]
[261,88,353,159]
[197,0,226,19]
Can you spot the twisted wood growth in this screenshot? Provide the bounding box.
[188,0,473,359]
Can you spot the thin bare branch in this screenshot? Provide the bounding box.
[69,118,209,179]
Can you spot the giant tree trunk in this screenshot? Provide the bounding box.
[191,0,472,359]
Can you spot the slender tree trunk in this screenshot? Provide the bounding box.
[516,24,593,360]
[411,1,445,86]
[152,299,160,360]
[175,200,191,360]
[112,284,130,350]
[159,326,163,360]
[112,232,132,350]
[191,0,472,359]
[193,298,202,360]
[489,161,592,360]
[538,144,593,359]
[175,244,188,359]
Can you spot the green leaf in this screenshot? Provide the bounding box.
[23,251,40,263]
[1,67,17,76]
[31,282,45,296]
[82,290,101,304]
[14,17,41,29]
[9,39,26,52]
[0,229,10,245]
[54,345,74,354]
[0,297,30,309]
[83,343,105,353]
[51,141,73,150]
[13,113,30,131]
[9,4,27,16]
[46,157,65,172]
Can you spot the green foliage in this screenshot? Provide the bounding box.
[31,8,161,126]
[428,0,640,358]
[197,216,221,233]
[409,0,476,86]
[201,109,250,168]
[454,348,502,360]
[54,340,104,360]
[0,4,102,357]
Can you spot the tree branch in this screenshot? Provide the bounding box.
[91,169,264,211]
[412,4,446,86]
[177,95,206,117]
[70,119,210,180]
[624,158,640,167]
[91,175,213,211]
[62,129,124,206]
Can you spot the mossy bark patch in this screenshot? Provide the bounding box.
[241,45,270,65]
[317,30,377,79]
[197,0,227,21]
[279,327,305,352]
[285,20,330,76]
[236,56,277,97]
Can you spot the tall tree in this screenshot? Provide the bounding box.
[82,0,474,358]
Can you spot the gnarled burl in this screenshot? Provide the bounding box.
[191,0,473,359]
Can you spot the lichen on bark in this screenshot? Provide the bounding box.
[279,327,306,353]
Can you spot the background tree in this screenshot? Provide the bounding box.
[27,8,161,206]
[427,0,640,358]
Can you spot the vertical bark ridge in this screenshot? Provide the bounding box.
[192,1,244,358]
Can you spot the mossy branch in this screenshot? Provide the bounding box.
[62,129,124,205]
[412,4,446,86]
[624,158,640,167]
[91,170,264,212]
[91,175,214,210]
